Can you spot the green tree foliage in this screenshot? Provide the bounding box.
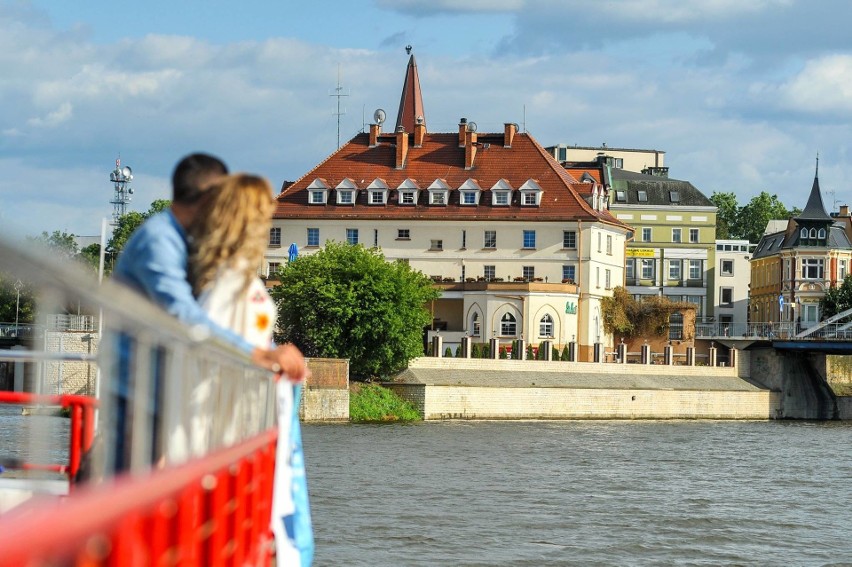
[560,345,570,361]
[710,192,738,240]
[271,242,440,379]
[820,275,852,319]
[471,342,481,358]
[735,192,796,244]
[0,275,35,324]
[78,243,102,275]
[107,200,173,261]
[29,230,79,260]
[349,383,421,422]
[444,346,453,358]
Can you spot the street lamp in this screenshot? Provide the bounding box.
[14,279,22,336]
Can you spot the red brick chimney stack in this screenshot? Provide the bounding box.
[465,128,477,170]
[414,116,426,148]
[395,126,409,169]
[369,123,381,147]
[504,122,517,148]
[458,118,468,147]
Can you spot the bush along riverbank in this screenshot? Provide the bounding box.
[350,383,421,423]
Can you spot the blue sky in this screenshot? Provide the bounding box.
[3,0,852,238]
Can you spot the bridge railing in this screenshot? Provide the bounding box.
[0,232,279,565]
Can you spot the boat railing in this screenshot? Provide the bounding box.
[0,231,279,565]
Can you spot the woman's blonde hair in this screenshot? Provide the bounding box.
[188,173,275,296]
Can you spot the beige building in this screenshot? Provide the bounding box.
[545,144,666,175]
[267,55,632,361]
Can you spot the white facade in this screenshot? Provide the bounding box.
[714,240,752,328]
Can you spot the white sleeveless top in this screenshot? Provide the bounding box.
[198,267,276,348]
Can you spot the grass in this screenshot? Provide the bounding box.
[350,383,421,423]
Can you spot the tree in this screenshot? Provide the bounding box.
[820,275,852,320]
[734,192,795,244]
[106,199,172,266]
[271,242,440,379]
[29,230,79,260]
[0,275,35,324]
[710,192,739,240]
[78,243,102,275]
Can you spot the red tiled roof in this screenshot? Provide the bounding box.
[275,130,629,228]
[395,54,425,134]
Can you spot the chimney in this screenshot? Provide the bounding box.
[414,116,426,147]
[841,204,850,217]
[504,123,517,148]
[395,126,409,169]
[458,118,468,147]
[465,129,477,170]
[369,123,381,147]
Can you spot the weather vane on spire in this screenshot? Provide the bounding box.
[405,45,412,55]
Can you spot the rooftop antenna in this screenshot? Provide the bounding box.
[330,64,349,149]
[109,156,133,226]
[523,104,526,133]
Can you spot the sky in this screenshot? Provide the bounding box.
[3,0,852,240]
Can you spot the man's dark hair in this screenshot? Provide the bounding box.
[171,153,229,204]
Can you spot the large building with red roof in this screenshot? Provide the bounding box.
[267,54,632,360]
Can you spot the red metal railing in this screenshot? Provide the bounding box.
[0,428,278,567]
[0,391,97,482]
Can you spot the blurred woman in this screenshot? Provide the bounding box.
[187,173,314,566]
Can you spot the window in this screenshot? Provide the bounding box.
[670,191,680,202]
[374,229,378,247]
[637,190,648,202]
[597,232,602,252]
[800,227,808,239]
[523,266,535,281]
[493,191,510,206]
[523,230,536,249]
[268,262,281,278]
[307,228,319,247]
[522,192,537,205]
[721,259,734,276]
[269,227,281,246]
[672,228,682,243]
[309,190,325,204]
[484,230,496,249]
[596,266,601,288]
[563,231,577,249]
[626,259,635,280]
[337,190,354,205]
[720,287,733,306]
[669,312,683,340]
[471,312,481,336]
[641,259,655,280]
[430,239,443,251]
[606,235,613,255]
[669,259,681,281]
[430,192,446,205]
[539,314,554,337]
[370,191,385,205]
[400,192,416,205]
[484,265,496,280]
[605,269,611,289]
[689,228,699,243]
[809,228,816,239]
[562,264,576,283]
[818,228,826,239]
[615,190,626,202]
[689,259,702,280]
[346,228,359,245]
[462,191,477,205]
[462,230,467,249]
[841,260,848,280]
[500,313,517,336]
[686,295,703,317]
[397,229,410,240]
[519,180,543,206]
[642,227,652,242]
[801,258,824,279]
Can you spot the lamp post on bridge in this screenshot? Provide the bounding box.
[13,279,22,336]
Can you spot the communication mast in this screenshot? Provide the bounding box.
[109,157,134,226]
[330,64,349,149]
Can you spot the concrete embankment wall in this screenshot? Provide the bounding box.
[388,357,780,420]
[300,358,349,422]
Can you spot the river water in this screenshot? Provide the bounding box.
[303,421,852,566]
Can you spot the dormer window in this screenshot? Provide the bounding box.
[458,179,482,206]
[427,179,450,206]
[491,179,513,207]
[800,228,808,239]
[670,190,680,202]
[335,178,358,205]
[615,190,626,202]
[397,178,420,206]
[637,190,648,202]
[519,179,543,207]
[306,179,330,205]
[819,228,826,239]
[366,178,389,205]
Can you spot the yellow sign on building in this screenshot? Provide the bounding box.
[626,248,655,258]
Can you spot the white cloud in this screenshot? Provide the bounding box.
[27,101,73,127]
[777,54,852,114]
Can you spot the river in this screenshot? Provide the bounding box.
[303,420,852,566]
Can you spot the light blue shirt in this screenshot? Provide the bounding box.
[113,210,255,354]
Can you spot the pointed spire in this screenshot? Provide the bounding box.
[796,155,832,222]
[395,48,425,134]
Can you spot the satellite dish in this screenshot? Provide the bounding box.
[467,121,477,133]
[373,109,386,125]
[121,166,133,179]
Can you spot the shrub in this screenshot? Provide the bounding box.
[350,384,421,422]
